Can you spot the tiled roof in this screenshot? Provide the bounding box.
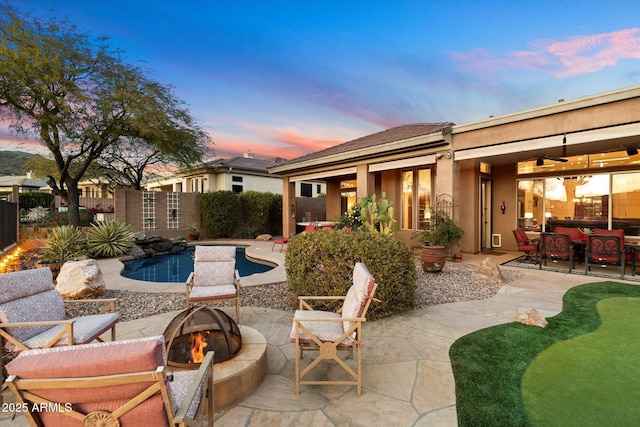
[271,122,454,169]
[0,175,48,188]
[204,156,287,173]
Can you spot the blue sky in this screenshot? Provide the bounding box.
[3,0,640,161]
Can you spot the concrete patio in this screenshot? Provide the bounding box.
[3,243,639,426]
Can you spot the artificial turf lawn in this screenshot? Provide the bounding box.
[522,297,640,426]
[449,281,640,427]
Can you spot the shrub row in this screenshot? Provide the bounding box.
[199,190,282,238]
[19,192,55,210]
[285,230,417,320]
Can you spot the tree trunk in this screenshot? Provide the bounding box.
[65,182,82,227]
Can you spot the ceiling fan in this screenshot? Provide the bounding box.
[534,133,569,166]
[535,154,568,166]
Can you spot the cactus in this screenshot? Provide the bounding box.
[359,193,397,235]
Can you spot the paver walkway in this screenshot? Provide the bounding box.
[3,248,638,426]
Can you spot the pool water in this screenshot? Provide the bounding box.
[121,246,274,283]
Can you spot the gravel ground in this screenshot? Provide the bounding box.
[67,259,522,322]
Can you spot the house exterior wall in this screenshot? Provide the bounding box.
[272,86,640,253]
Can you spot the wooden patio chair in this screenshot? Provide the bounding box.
[290,262,379,395]
[585,229,626,278]
[186,245,240,322]
[3,336,214,427]
[539,232,576,272]
[0,268,118,381]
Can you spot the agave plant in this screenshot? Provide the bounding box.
[87,220,134,258]
[41,225,88,263]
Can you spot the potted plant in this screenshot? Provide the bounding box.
[413,211,465,272]
[187,224,200,241]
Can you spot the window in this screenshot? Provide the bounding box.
[300,183,312,197]
[517,173,640,236]
[340,179,357,214]
[316,184,322,194]
[232,185,243,194]
[232,176,243,182]
[402,168,432,230]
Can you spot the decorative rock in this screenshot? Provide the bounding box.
[55,259,106,299]
[472,257,504,284]
[518,309,548,328]
[256,234,272,241]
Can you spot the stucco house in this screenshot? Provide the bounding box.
[146,151,326,196]
[269,85,640,255]
[0,171,48,194]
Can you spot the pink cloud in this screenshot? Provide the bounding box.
[449,28,640,78]
[209,124,343,161]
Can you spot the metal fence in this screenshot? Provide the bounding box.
[0,200,18,251]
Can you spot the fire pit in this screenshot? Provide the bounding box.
[163,306,242,368]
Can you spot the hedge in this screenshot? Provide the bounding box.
[285,230,417,320]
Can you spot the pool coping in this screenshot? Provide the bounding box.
[98,239,287,293]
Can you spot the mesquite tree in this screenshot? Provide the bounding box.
[0,4,209,224]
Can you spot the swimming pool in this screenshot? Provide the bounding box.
[121,246,274,283]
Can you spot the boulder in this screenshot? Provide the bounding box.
[256,234,272,241]
[55,259,106,299]
[518,309,548,328]
[472,257,504,284]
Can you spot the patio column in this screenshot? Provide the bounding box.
[356,164,374,201]
[282,177,296,238]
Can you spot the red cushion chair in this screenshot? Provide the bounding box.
[512,228,539,263]
[539,233,576,272]
[585,229,626,278]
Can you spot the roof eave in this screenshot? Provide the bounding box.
[269,131,448,175]
[453,84,640,134]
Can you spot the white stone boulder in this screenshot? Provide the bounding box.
[55,259,106,299]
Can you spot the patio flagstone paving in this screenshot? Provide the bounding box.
[4,249,639,426]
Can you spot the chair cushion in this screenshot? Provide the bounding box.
[6,336,169,426]
[194,245,235,261]
[169,370,203,420]
[290,310,356,347]
[17,312,120,351]
[342,262,375,334]
[554,227,583,242]
[0,268,55,304]
[0,289,66,349]
[593,229,625,251]
[188,284,237,300]
[193,260,236,287]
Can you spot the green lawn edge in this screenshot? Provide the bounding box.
[449,281,640,427]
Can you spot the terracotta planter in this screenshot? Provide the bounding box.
[188,231,200,241]
[453,253,463,262]
[421,245,446,273]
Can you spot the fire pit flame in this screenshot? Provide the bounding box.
[164,306,242,367]
[190,331,210,363]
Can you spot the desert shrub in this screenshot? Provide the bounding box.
[87,220,134,258]
[285,230,417,320]
[41,225,87,263]
[199,191,240,238]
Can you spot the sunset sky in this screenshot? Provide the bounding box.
[2,0,640,162]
